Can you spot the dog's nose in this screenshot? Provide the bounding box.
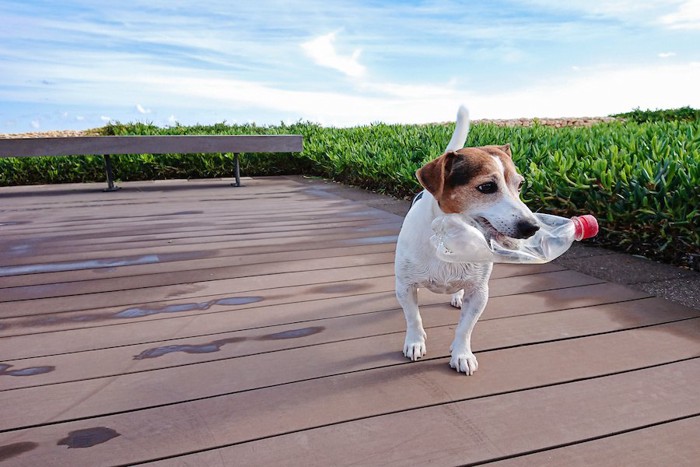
[516,220,540,238]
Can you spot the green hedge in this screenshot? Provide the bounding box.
[1,117,698,268]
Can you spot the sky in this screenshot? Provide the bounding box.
[1,0,700,133]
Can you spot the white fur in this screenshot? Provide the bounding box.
[394,105,536,375]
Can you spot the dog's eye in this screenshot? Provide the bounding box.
[477,182,498,194]
[517,180,525,191]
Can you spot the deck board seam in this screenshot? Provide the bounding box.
[465,412,700,466]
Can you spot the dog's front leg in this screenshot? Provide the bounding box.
[396,279,427,361]
[450,285,488,375]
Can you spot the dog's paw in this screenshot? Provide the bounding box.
[450,290,464,308]
[403,330,427,361]
[450,351,478,375]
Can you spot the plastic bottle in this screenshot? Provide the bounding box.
[431,213,598,264]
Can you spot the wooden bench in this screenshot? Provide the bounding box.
[0,135,303,191]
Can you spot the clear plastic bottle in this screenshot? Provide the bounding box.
[431,213,598,264]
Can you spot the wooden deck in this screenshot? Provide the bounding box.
[1,176,699,466]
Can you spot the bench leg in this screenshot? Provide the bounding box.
[232,153,241,187]
[102,155,120,192]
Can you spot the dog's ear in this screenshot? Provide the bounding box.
[416,152,457,197]
[499,144,512,157]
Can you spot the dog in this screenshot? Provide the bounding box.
[394,105,540,375]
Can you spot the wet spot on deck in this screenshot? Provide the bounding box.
[0,442,38,462]
[0,221,30,226]
[58,427,121,449]
[0,255,161,277]
[257,326,324,340]
[29,312,103,327]
[93,267,118,273]
[114,296,263,319]
[0,364,55,377]
[134,337,246,360]
[8,244,32,255]
[310,283,371,294]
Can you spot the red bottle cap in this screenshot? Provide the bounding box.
[572,215,599,240]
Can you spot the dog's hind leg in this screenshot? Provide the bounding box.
[450,285,488,375]
[396,279,427,361]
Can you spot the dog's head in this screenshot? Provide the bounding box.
[417,145,539,241]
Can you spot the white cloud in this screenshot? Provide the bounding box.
[31,119,40,129]
[658,52,677,58]
[136,104,151,114]
[301,32,366,78]
[659,0,700,29]
[467,62,700,120]
[7,59,700,131]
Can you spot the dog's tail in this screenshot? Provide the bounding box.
[445,105,470,152]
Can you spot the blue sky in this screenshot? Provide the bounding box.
[2,0,699,133]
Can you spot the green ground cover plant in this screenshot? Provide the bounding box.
[1,109,698,269]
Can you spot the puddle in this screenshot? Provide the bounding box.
[257,326,325,340]
[57,427,121,449]
[134,337,246,360]
[0,255,161,277]
[0,221,31,226]
[114,296,263,319]
[15,296,264,330]
[8,244,32,255]
[0,442,38,462]
[0,364,55,377]
[29,312,103,327]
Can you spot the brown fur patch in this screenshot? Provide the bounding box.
[416,145,522,213]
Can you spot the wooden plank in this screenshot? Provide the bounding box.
[0,282,648,357]
[0,203,390,238]
[0,252,397,301]
[0,209,395,240]
[4,312,698,425]
[1,328,698,465]
[0,264,394,317]
[0,269,600,318]
[492,415,700,467]
[0,254,566,303]
[0,222,402,263]
[0,243,397,288]
[0,229,401,270]
[0,216,397,250]
[2,297,695,392]
[143,359,700,467]
[0,135,303,157]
